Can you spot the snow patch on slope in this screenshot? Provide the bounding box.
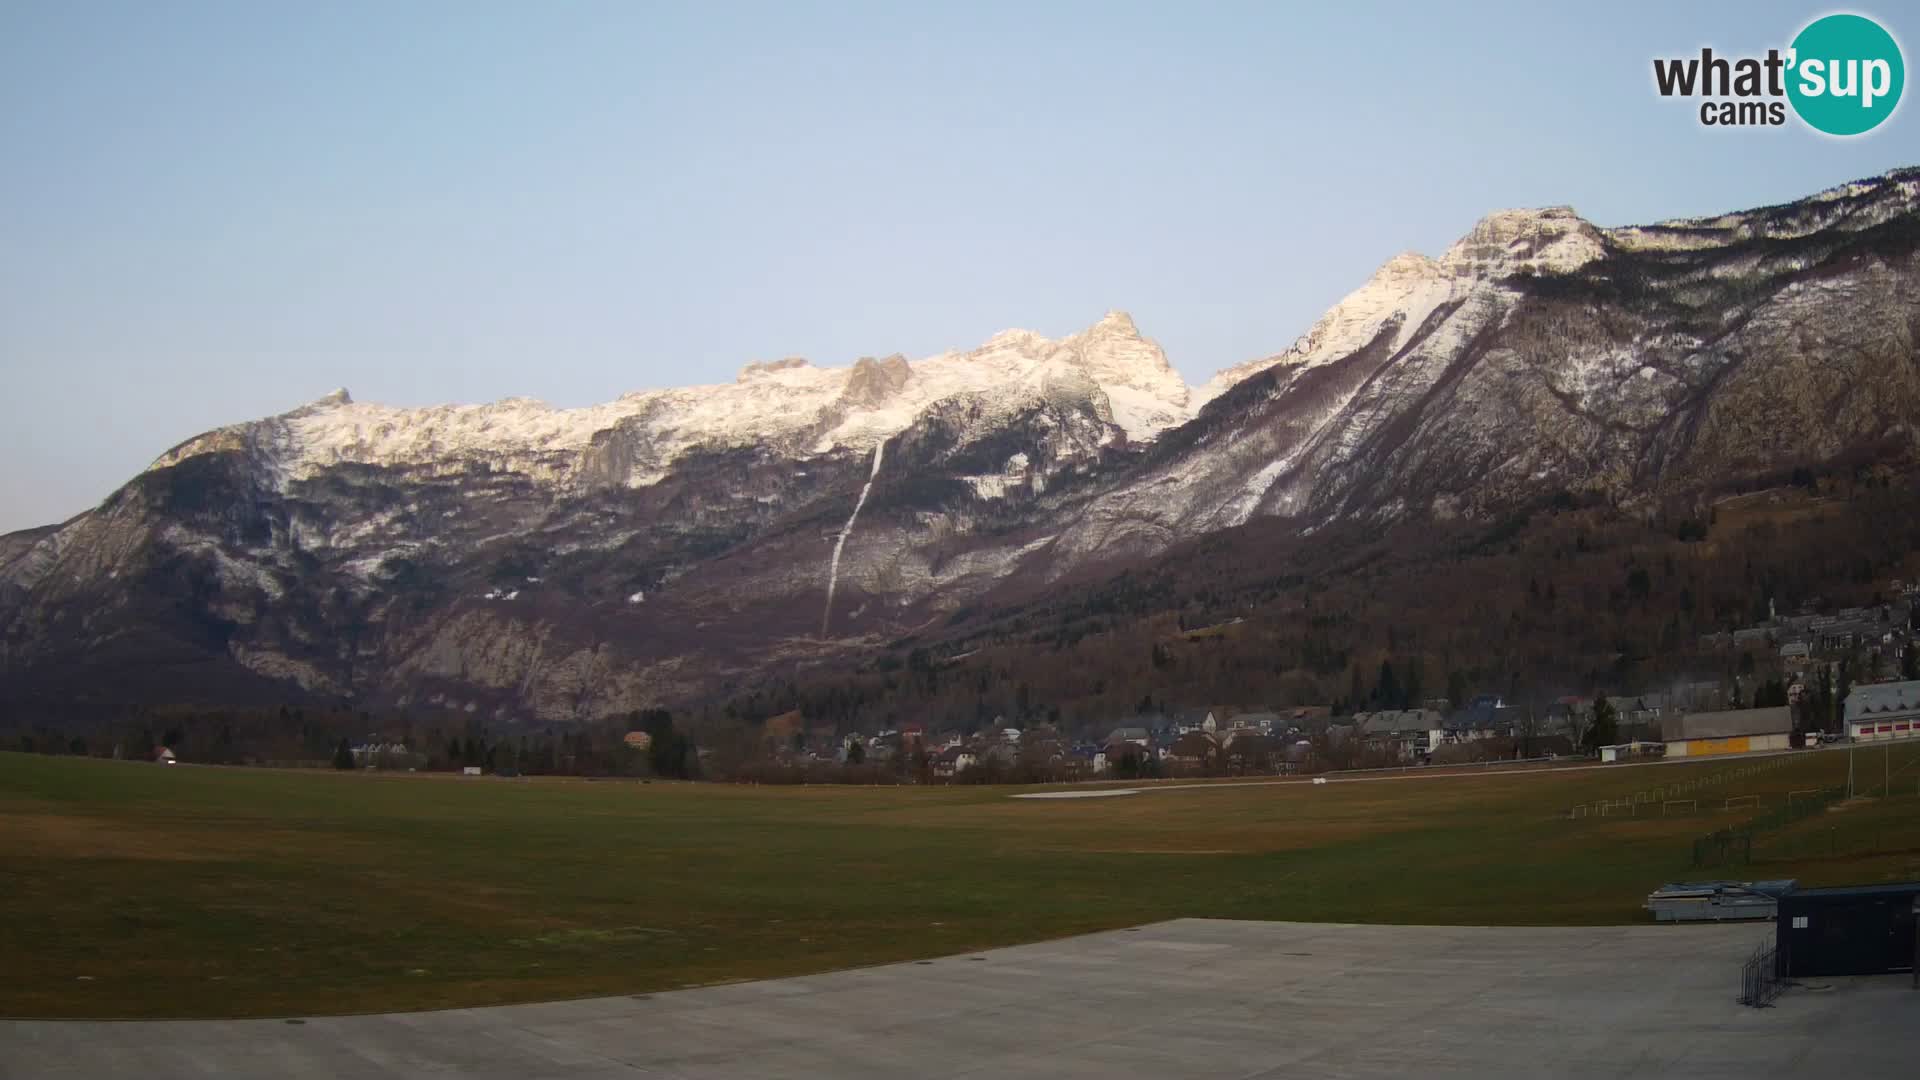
[821,439,886,636]
[1198,208,1605,405]
[1199,252,1459,403]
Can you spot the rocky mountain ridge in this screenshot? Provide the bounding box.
[4,168,1917,724]
[147,308,1191,494]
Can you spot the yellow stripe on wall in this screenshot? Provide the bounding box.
[1691,736,1751,756]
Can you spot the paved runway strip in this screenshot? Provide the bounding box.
[5,920,1915,1078]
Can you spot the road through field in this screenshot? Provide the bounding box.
[1099,744,1825,796]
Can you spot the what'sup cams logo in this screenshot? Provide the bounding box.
[1653,12,1904,135]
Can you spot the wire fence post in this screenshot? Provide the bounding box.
[1739,939,1783,1007]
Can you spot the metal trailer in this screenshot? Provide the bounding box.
[1775,882,1920,978]
[1645,879,1797,922]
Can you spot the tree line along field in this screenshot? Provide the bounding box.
[2,747,1916,1019]
[687,470,1920,742]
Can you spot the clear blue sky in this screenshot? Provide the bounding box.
[1,1,1912,532]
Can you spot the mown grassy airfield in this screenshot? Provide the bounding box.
[3,747,1917,1018]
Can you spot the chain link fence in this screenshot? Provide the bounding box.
[1691,786,1846,868]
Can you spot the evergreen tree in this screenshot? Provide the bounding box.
[640,709,693,779]
[1376,660,1402,710]
[1835,659,1854,733]
[1585,695,1618,751]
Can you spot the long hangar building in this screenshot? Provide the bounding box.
[1660,706,1792,758]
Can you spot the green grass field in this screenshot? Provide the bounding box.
[3,747,1917,1018]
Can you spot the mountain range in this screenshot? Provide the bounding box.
[4,168,1918,725]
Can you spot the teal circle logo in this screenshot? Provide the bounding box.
[1787,14,1904,136]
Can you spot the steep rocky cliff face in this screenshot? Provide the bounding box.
[0,311,1190,720]
[1053,172,1920,562]
[4,170,1917,721]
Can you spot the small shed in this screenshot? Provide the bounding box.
[1600,741,1666,764]
[1775,881,1920,977]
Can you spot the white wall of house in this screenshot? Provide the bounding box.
[1848,719,1919,741]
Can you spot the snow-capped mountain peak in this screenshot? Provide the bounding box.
[1439,206,1606,276]
[1047,310,1190,435]
[1196,208,1606,403]
[148,313,1201,491]
[1197,247,1460,403]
